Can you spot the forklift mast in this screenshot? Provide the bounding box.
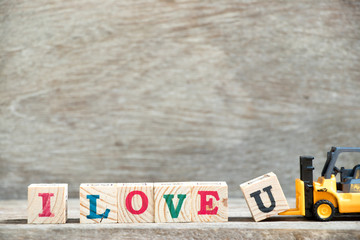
[299,156,314,218]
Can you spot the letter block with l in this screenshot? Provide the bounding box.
[27,184,68,224]
[240,172,289,222]
[80,183,117,223]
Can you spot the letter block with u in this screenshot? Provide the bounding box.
[117,183,154,223]
[240,172,289,222]
[27,184,68,224]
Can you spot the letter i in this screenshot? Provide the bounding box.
[38,193,55,217]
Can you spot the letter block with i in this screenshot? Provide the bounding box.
[117,183,154,223]
[154,182,192,223]
[27,184,68,224]
[80,183,117,223]
[191,182,228,222]
[240,172,289,222]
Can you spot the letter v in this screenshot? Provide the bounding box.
[163,194,187,218]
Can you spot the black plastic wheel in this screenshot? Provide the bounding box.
[313,200,335,221]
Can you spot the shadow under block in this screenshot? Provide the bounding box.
[80,183,117,223]
[191,182,228,222]
[154,182,192,223]
[240,172,289,222]
[27,184,68,224]
[117,183,154,223]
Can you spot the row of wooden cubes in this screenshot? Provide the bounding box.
[28,182,228,224]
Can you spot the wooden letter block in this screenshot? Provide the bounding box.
[191,182,228,222]
[154,182,191,223]
[80,183,117,223]
[117,183,154,223]
[240,172,289,222]
[27,184,68,224]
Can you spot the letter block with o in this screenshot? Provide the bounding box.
[117,183,154,223]
[240,172,289,222]
[80,183,117,223]
[27,184,68,224]
[191,182,228,222]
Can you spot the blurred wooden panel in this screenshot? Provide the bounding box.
[0,0,360,199]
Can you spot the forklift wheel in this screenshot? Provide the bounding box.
[313,200,335,221]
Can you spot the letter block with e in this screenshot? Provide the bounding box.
[240,172,289,222]
[191,182,228,222]
[80,183,117,223]
[154,182,192,223]
[117,183,154,223]
[27,184,68,224]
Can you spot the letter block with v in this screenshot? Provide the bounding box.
[154,182,192,223]
[240,172,289,222]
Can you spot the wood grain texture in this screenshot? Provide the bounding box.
[154,182,192,222]
[27,184,68,224]
[117,183,154,223]
[1,198,360,240]
[240,172,289,222]
[191,182,228,222]
[1,0,360,200]
[79,183,117,223]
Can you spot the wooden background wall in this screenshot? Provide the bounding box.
[1,0,360,199]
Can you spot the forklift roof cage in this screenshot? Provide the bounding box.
[321,147,360,179]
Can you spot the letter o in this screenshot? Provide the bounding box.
[125,191,148,214]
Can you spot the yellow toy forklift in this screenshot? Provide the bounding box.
[280,147,360,221]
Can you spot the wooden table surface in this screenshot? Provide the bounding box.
[1,198,359,240]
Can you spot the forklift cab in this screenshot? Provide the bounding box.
[340,164,360,193]
[322,147,360,193]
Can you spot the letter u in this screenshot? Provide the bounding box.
[249,185,276,213]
